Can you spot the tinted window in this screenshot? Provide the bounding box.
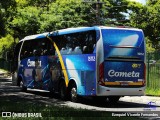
[102,29,143,47]
[20,38,55,60]
[14,42,22,61]
[12,42,22,71]
[52,30,96,55]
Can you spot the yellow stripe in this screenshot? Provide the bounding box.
[105,82,120,85]
[105,81,143,86]
[46,36,69,87]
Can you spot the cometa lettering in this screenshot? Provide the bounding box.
[108,70,140,77]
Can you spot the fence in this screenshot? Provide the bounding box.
[147,52,160,90]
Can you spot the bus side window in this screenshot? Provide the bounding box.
[82,31,96,54]
[83,46,88,54]
[53,31,96,55]
[20,40,33,60]
[12,42,22,71]
[74,46,82,54]
[48,41,55,55]
[42,38,55,56]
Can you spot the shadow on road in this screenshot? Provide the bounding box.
[1,79,160,110]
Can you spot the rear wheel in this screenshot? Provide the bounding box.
[48,81,55,98]
[107,96,120,104]
[93,97,107,102]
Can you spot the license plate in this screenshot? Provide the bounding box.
[120,82,129,86]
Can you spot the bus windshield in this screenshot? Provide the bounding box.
[101,29,143,47]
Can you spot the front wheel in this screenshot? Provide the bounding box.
[19,80,27,92]
[59,81,67,100]
[70,83,79,102]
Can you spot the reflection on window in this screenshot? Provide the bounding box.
[53,30,97,55]
[20,38,55,60]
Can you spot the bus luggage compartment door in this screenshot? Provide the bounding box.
[104,61,145,87]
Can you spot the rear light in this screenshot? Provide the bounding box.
[98,62,105,86]
[143,63,146,86]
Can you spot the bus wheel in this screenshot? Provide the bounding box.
[70,83,79,102]
[93,97,107,102]
[107,96,120,104]
[20,80,27,92]
[59,81,67,100]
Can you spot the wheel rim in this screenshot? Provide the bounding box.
[71,87,77,102]
[20,81,23,88]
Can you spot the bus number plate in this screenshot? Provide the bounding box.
[120,82,129,86]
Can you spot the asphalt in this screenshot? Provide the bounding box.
[0,71,160,120]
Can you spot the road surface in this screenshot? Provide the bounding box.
[0,77,160,119]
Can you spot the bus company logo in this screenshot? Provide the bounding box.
[132,63,141,68]
[108,70,140,77]
[27,59,41,67]
[88,56,95,61]
[144,101,156,111]
[137,52,144,56]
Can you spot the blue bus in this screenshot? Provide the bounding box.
[12,26,146,102]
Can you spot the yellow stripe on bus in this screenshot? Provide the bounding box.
[105,81,143,86]
[46,36,69,87]
[105,82,120,85]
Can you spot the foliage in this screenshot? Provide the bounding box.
[129,0,160,52]
[0,34,17,58]
[0,5,5,37]
[146,37,155,53]
[11,6,41,38]
[38,0,91,32]
[105,0,130,25]
[0,0,159,55]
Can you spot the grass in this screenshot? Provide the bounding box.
[0,97,143,120]
[145,88,160,96]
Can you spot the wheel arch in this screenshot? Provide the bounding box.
[17,75,23,86]
[68,79,77,92]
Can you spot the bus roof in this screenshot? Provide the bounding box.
[20,32,49,42]
[19,26,142,42]
[49,26,98,36]
[99,26,142,31]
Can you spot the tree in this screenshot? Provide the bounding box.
[10,6,41,39]
[0,0,17,36]
[104,0,130,25]
[0,5,5,37]
[129,0,160,51]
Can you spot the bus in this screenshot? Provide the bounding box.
[12,26,146,103]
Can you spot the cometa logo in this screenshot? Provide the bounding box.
[108,70,140,77]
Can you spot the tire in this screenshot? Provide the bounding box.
[48,80,54,97]
[19,80,27,92]
[107,96,120,104]
[70,83,79,102]
[59,81,67,100]
[93,97,107,103]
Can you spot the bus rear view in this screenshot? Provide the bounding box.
[97,27,146,100]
